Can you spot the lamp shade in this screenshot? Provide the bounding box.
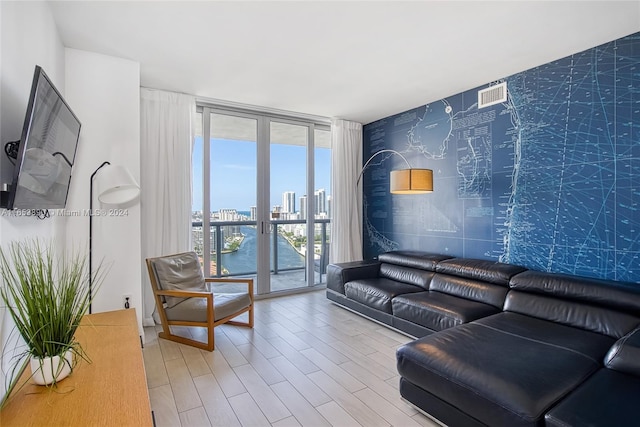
[390,169,433,194]
[95,164,140,205]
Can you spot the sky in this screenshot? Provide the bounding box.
[192,137,331,213]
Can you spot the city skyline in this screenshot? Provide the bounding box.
[191,188,332,218]
[192,136,331,212]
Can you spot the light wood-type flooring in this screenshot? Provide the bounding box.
[142,289,440,427]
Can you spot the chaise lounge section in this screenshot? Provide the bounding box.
[327,251,640,427]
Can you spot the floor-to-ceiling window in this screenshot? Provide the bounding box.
[192,105,331,296]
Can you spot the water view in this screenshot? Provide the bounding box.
[221,225,305,275]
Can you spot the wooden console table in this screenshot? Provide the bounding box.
[1,309,153,426]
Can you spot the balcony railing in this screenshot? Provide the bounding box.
[191,218,330,283]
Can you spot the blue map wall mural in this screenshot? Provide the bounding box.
[363,32,639,284]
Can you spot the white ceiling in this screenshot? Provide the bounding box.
[49,1,640,124]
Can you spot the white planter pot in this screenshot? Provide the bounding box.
[30,350,74,386]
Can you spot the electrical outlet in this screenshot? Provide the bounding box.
[122,294,132,309]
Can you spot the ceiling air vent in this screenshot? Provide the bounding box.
[478,82,507,109]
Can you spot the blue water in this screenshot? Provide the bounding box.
[221,226,304,275]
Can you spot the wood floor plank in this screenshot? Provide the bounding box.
[269,356,331,407]
[307,371,390,427]
[220,324,251,346]
[179,406,212,427]
[271,381,331,427]
[246,330,282,359]
[267,336,320,374]
[201,350,247,398]
[354,387,423,427]
[142,337,170,389]
[233,363,291,423]
[215,329,250,368]
[315,401,363,427]
[237,343,286,385]
[271,416,302,427]
[329,341,397,381]
[300,348,366,393]
[340,361,417,416]
[180,344,213,378]
[158,334,184,361]
[165,357,203,413]
[193,374,242,427]
[148,384,181,427]
[294,331,351,365]
[228,392,271,427]
[270,323,312,350]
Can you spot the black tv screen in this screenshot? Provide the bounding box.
[7,65,81,210]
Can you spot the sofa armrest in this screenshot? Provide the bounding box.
[327,260,380,295]
[604,327,640,377]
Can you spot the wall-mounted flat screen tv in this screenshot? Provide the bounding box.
[6,65,81,210]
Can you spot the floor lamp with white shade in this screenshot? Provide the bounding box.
[89,162,140,313]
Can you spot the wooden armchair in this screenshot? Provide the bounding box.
[145,251,254,351]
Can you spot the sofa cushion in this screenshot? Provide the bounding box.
[509,270,640,315]
[436,258,526,286]
[392,291,500,332]
[326,260,380,295]
[379,263,434,289]
[344,278,424,313]
[377,250,451,270]
[429,273,508,308]
[477,313,616,359]
[545,369,640,427]
[396,312,615,427]
[505,290,640,339]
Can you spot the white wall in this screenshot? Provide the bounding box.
[64,48,143,331]
[0,0,65,403]
[0,4,144,403]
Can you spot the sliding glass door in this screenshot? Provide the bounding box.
[193,106,330,295]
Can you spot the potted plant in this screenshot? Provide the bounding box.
[0,239,105,389]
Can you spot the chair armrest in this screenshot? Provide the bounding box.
[205,278,254,295]
[154,289,213,300]
[605,327,640,377]
[327,260,380,295]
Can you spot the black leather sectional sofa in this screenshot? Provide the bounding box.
[326,250,640,427]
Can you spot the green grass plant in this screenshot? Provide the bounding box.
[0,239,106,397]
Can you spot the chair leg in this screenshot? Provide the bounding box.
[158,331,213,351]
[207,324,215,351]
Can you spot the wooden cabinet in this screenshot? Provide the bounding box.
[1,309,152,426]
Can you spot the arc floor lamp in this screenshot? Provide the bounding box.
[357,149,433,194]
[89,162,140,313]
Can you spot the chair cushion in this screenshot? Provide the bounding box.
[151,252,206,308]
[392,291,500,331]
[165,292,251,322]
[344,278,424,313]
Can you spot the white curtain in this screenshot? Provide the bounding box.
[330,119,363,263]
[140,88,195,326]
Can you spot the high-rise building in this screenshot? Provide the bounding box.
[282,191,295,213]
[300,195,307,220]
[327,195,332,218]
[315,189,326,215]
[250,206,257,220]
